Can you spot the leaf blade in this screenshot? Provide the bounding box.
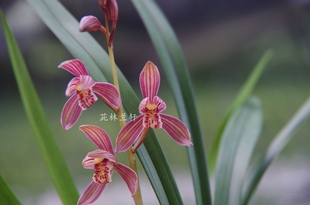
[242,96,310,205]
[0,175,21,205]
[0,10,79,204]
[214,97,262,205]
[209,50,273,174]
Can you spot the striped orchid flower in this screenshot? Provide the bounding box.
[115,61,192,153]
[58,59,121,130]
[78,125,138,205]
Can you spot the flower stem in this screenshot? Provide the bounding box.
[104,14,143,205]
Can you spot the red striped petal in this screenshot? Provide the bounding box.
[65,77,79,97]
[86,149,116,162]
[58,59,89,76]
[61,94,82,130]
[81,156,95,169]
[139,61,160,101]
[77,181,106,205]
[80,125,114,154]
[115,163,138,196]
[93,82,121,111]
[161,114,193,146]
[115,115,144,153]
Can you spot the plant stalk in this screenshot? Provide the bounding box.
[103,14,143,205]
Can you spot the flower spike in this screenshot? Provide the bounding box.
[78,125,138,205]
[115,61,192,153]
[58,59,121,130]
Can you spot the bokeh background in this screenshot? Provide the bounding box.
[1,0,310,204]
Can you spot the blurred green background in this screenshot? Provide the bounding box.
[1,0,310,204]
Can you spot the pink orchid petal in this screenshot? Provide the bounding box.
[139,61,160,101]
[93,82,121,111]
[115,115,144,153]
[78,75,96,90]
[153,96,166,112]
[61,94,82,130]
[58,59,89,76]
[84,149,116,165]
[77,181,106,205]
[138,98,148,114]
[81,156,95,169]
[161,114,193,146]
[79,15,101,32]
[66,77,79,97]
[80,125,114,154]
[114,163,138,196]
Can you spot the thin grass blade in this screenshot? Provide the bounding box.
[0,10,79,204]
[242,96,310,205]
[209,50,273,174]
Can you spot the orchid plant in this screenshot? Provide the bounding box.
[2,0,310,205]
[57,1,193,203]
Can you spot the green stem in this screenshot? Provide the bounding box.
[103,14,143,205]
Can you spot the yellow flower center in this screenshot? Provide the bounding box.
[76,83,83,92]
[146,103,157,111]
[94,158,103,164]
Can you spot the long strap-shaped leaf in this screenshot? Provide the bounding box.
[0,175,21,205]
[242,96,310,205]
[229,99,262,205]
[214,97,262,205]
[25,0,179,204]
[209,50,273,174]
[131,1,212,204]
[0,10,79,204]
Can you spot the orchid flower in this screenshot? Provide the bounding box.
[59,59,121,130]
[78,125,138,205]
[115,61,192,153]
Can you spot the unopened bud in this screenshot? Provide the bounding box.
[98,0,118,23]
[98,0,119,46]
[79,15,101,32]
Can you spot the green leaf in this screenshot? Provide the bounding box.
[214,97,262,205]
[229,99,262,205]
[0,175,21,205]
[25,0,178,204]
[209,50,273,174]
[131,0,212,204]
[242,96,310,205]
[0,10,79,204]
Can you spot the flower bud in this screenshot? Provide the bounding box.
[98,0,118,46]
[79,15,101,32]
[98,0,118,23]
